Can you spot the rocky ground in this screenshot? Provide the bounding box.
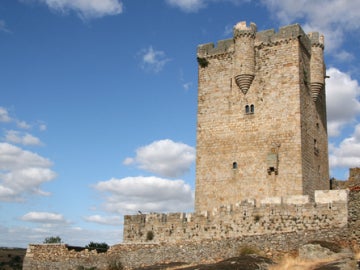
[2,241,359,269]
[134,242,360,270]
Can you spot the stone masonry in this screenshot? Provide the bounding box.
[123,190,347,243]
[195,21,329,212]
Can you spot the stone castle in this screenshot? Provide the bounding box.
[23,21,360,270]
[123,21,332,242]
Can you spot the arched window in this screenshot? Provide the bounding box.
[245,105,250,114]
[232,162,238,170]
[250,104,254,113]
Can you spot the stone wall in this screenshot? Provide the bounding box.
[195,22,329,212]
[123,190,347,243]
[23,189,360,270]
[22,244,109,269]
[348,186,360,246]
[22,229,351,270]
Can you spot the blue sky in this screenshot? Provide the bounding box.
[1,0,360,248]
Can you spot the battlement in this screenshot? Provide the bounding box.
[197,22,322,58]
[124,190,348,243]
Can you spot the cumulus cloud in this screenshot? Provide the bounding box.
[84,215,122,226]
[326,68,360,137]
[0,107,11,122]
[0,223,122,247]
[260,0,360,52]
[5,130,42,146]
[139,46,171,73]
[16,120,31,129]
[0,143,56,201]
[21,212,66,223]
[124,139,195,178]
[329,124,360,170]
[94,176,194,214]
[29,0,123,19]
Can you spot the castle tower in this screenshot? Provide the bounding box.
[195,22,329,212]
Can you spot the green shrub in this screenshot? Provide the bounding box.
[43,236,61,244]
[85,242,109,253]
[239,246,259,255]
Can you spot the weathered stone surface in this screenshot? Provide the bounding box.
[195,21,328,213]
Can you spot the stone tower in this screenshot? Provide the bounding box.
[195,22,329,212]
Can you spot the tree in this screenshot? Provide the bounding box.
[43,236,62,244]
[85,242,109,253]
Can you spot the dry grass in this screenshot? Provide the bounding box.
[269,255,334,270]
[355,251,360,261]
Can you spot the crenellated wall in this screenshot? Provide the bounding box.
[23,188,360,270]
[123,190,347,243]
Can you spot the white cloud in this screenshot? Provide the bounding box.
[122,157,134,166]
[183,82,193,91]
[94,176,194,214]
[16,120,31,129]
[0,20,10,33]
[0,143,56,201]
[30,0,123,19]
[330,124,360,170]
[326,68,360,137]
[139,46,171,73]
[0,107,11,122]
[165,0,250,13]
[0,224,122,247]
[39,123,47,131]
[125,139,195,178]
[84,215,122,226]
[21,212,66,224]
[260,0,360,52]
[165,0,206,13]
[5,130,42,146]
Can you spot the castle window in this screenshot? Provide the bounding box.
[245,104,254,114]
[314,139,319,156]
[232,162,238,170]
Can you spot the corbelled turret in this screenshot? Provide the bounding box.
[233,21,257,94]
[309,32,325,101]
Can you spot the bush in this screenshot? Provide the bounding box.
[43,236,62,244]
[239,246,259,255]
[85,242,109,253]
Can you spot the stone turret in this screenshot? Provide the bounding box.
[309,32,325,101]
[233,21,257,94]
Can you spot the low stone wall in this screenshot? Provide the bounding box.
[23,189,360,270]
[22,244,109,269]
[23,228,349,270]
[124,190,348,243]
